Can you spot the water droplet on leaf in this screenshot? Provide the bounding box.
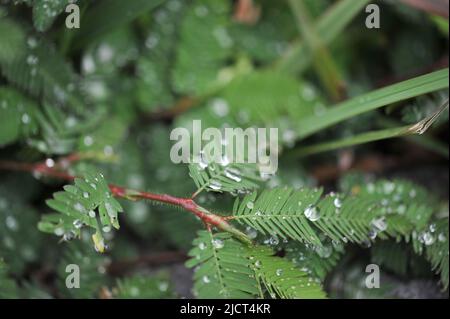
[304,205,320,221]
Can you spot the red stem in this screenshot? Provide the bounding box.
[0,157,242,235]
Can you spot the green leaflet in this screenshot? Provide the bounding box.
[0,92,25,146]
[424,219,449,290]
[229,0,297,63]
[135,1,189,112]
[0,87,38,146]
[0,188,42,274]
[0,258,51,298]
[288,0,345,101]
[221,70,321,124]
[285,242,343,280]
[30,103,106,155]
[32,0,70,32]
[232,182,436,246]
[250,246,327,299]
[5,0,70,32]
[39,169,123,253]
[172,0,233,95]
[0,17,26,64]
[77,116,127,155]
[232,187,324,246]
[186,231,326,299]
[189,160,261,197]
[371,241,409,276]
[0,27,85,113]
[114,273,176,299]
[186,231,260,298]
[0,86,108,154]
[276,0,371,73]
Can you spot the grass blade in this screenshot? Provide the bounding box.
[293,100,449,157]
[296,68,449,139]
[288,0,346,101]
[276,0,371,73]
[379,117,449,158]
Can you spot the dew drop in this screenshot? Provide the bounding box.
[5,216,18,231]
[212,238,224,249]
[304,205,320,222]
[429,223,437,233]
[202,275,211,284]
[158,281,169,292]
[421,232,435,246]
[103,145,114,157]
[26,55,39,65]
[224,167,241,182]
[196,152,208,170]
[54,228,64,236]
[397,205,406,215]
[209,180,222,191]
[210,98,229,117]
[333,197,342,208]
[220,154,230,167]
[195,5,209,17]
[63,231,76,241]
[84,135,94,146]
[367,183,375,194]
[73,219,83,229]
[21,113,30,124]
[368,229,377,240]
[74,203,85,213]
[371,217,387,232]
[97,44,114,63]
[27,37,37,48]
[316,245,332,258]
[268,235,279,246]
[245,227,257,239]
[301,85,316,101]
[82,54,96,74]
[282,129,296,148]
[383,182,395,194]
[45,158,55,168]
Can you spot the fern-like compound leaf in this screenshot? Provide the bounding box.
[186,231,327,299]
[186,231,260,298]
[285,242,343,280]
[233,184,432,247]
[250,246,327,299]
[189,160,261,196]
[39,170,123,252]
[32,0,70,32]
[232,187,324,246]
[424,219,449,289]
